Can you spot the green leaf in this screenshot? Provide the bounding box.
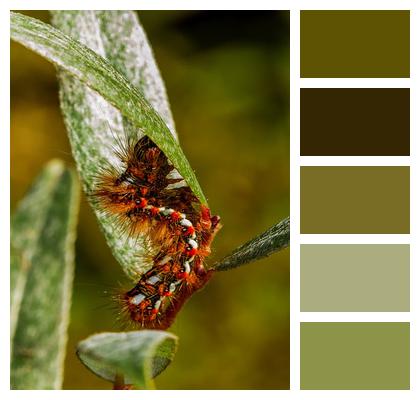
[77,330,178,389]
[94,11,177,136]
[213,216,290,271]
[50,10,177,280]
[51,10,177,139]
[11,160,80,389]
[10,11,207,279]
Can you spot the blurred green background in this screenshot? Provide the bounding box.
[11,11,289,389]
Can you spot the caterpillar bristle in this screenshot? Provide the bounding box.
[92,135,221,329]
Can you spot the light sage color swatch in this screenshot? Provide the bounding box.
[301,244,410,312]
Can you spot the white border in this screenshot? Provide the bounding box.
[300,235,411,244]
[300,157,410,166]
[300,313,411,323]
[2,0,417,11]
[2,1,10,398]
[3,0,419,398]
[290,7,300,392]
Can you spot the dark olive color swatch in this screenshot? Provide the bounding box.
[301,322,410,389]
[301,10,410,77]
[300,244,410,312]
[300,88,410,156]
[300,166,410,234]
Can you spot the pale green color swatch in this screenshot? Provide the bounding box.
[301,244,410,312]
[301,322,410,390]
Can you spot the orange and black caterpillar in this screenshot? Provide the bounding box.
[94,135,221,329]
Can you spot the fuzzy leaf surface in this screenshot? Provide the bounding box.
[213,216,290,271]
[11,160,80,389]
[77,330,178,389]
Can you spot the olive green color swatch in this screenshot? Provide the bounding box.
[300,244,410,312]
[300,88,410,156]
[301,322,410,390]
[300,10,410,78]
[300,167,410,234]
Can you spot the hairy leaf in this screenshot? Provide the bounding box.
[213,217,290,271]
[11,160,80,389]
[77,330,178,389]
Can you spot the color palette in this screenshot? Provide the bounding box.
[300,323,410,389]
[300,88,410,156]
[300,10,410,77]
[298,9,411,391]
[300,166,410,234]
[300,244,410,312]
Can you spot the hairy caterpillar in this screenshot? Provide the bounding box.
[93,135,221,329]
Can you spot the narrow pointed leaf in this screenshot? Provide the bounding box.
[77,330,178,389]
[213,216,290,271]
[11,160,80,389]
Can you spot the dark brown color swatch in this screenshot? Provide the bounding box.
[300,166,410,234]
[300,10,410,78]
[300,89,410,156]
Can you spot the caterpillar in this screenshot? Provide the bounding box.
[93,135,221,329]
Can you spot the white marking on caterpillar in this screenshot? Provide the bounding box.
[146,275,161,285]
[130,293,145,305]
[166,181,188,190]
[188,239,198,249]
[162,208,174,216]
[154,299,162,310]
[166,169,184,180]
[180,219,192,227]
[183,261,191,274]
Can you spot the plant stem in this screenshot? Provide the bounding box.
[113,374,133,390]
